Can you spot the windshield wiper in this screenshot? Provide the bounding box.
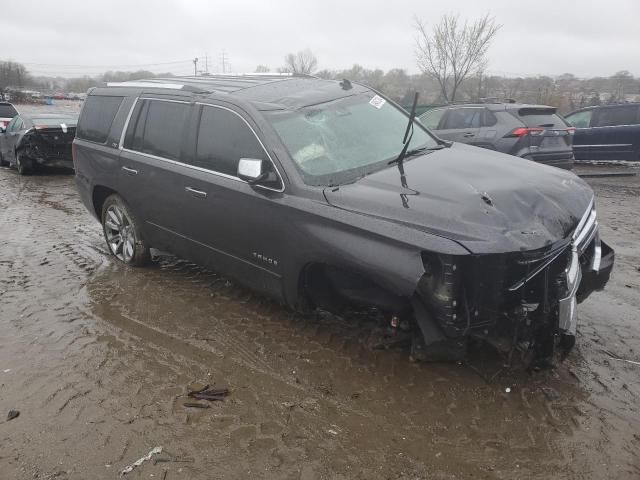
[388,92,419,166]
[390,143,450,163]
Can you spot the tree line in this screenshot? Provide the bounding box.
[2,10,639,114]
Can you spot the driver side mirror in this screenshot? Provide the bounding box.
[0,126,6,134]
[237,158,268,184]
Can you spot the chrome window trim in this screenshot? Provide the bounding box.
[120,147,245,184]
[587,123,640,129]
[118,97,285,193]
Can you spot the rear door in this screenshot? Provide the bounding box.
[564,109,595,160]
[119,97,194,255]
[589,105,640,160]
[436,107,484,145]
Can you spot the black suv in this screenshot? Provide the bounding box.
[565,103,640,162]
[419,103,575,170]
[74,75,613,367]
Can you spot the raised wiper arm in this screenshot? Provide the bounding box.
[388,92,419,166]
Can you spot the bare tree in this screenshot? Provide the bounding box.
[254,65,270,73]
[282,49,318,75]
[415,13,500,102]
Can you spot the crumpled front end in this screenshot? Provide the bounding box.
[20,127,76,168]
[412,199,614,368]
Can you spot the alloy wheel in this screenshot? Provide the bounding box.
[104,204,136,262]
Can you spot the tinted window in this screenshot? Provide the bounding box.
[0,103,18,117]
[194,106,266,176]
[77,95,123,143]
[137,100,190,160]
[419,108,446,129]
[593,105,639,127]
[516,108,566,128]
[483,109,498,127]
[565,110,593,128]
[442,108,482,129]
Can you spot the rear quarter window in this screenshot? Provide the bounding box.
[77,95,124,144]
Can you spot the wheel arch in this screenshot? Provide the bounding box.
[294,261,411,315]
[92,185,118,219]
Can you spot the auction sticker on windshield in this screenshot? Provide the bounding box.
[369,95,386,109]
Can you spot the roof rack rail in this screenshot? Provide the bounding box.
[103,81,212,94]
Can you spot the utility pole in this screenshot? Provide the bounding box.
[204,54,209,75]
[193,57,199,76]
[221,50,228,73]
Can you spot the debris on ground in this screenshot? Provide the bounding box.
[153,451,195,465]
[187,384,229,401]
[183,402,210,409]
[7,409,20,421]
[120,446,162,477]
[603,350,640,366]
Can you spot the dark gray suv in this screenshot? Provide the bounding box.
[73,75,613,368]
[419,103,575,170]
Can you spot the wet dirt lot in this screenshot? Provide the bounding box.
[0,135,639,477]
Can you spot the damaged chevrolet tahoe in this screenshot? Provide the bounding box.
[73,75,614,368]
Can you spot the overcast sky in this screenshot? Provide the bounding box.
[2,0,638,79]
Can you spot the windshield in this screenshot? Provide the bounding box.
[0,104,18,118]
[265,93,437,186]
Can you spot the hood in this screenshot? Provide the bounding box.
[324,143,594,254]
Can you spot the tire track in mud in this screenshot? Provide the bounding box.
[1,166,639,479]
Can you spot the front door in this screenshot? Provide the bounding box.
[565,109,595,160]
[175,103,286,300]
[436,107,484,145]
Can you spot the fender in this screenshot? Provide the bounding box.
[280,207,469,308]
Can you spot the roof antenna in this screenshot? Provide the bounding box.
[339,78,352,90]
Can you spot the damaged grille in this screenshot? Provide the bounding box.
[419,199,601,340]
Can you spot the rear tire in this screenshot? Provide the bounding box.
[16,152,32,175]
[0,151,7,167]
[101,194,150,266]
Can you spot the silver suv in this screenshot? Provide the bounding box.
[419,103,575,170]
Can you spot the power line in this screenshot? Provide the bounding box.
[18,59,193,68]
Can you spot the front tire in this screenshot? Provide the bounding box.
[16,152,33,175]
[101,194,150,266]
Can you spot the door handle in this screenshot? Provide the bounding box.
[463,132,475,138]
[121,166,138,175]
[185,186,207,198]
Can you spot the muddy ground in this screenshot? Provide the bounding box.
[0,109,638,479]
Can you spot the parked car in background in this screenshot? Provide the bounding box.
[0,113,77,174]
[564,103,640,162]
[419,103,575,170]
[73,75,613,368]
[0,101,18,131]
